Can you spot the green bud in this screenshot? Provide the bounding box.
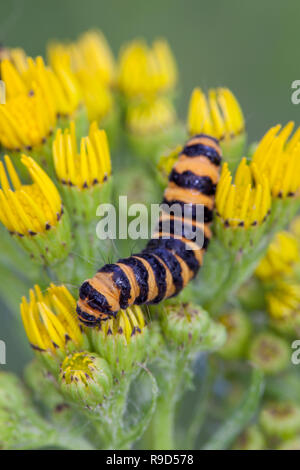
[199,320,227,352]
[59,352,112,407]
[232,425,266,450]
[248,332,290,374]
[260,402,300,440]
[161,303,210,351]
[161,303,226,353]
[218,310,252,359]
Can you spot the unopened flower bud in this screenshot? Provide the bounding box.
[161,303,210,350]
[232,425,265,450]
[162,303,226,353]
[59,352,112,407]
[260,402,300,439]
[248,332,290,374]
[187,87,246,170]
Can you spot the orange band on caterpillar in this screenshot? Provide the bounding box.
[77,134,222,326]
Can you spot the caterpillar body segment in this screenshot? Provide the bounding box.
[77,134,222,326]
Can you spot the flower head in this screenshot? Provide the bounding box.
[251,122,300,198]
[248,331,290,374]
[255,231,299,281]
[20,284,83,360]
[48,31,115,122]
[90,306,147,377]
[216,158,271,229]
[187,87,245,140]
[265,280,300,319]
[57,30,115,86]
[260,402,300,440]
[0,154,71,263]
[118,39,177,98]
[59,352,112,407]
[126,96,176,136]
[0,154,62,236]
[0,87,55,151]
[2,55,80,117]
[53,121,111,189]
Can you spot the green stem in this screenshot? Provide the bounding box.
[202,367,264,450]
[153,396,175,450]
[152,349,191,450]
[183,358,215,449]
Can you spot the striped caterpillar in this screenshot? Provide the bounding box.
[77,134,222,326]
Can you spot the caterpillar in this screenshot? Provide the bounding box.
[77,134,222,326]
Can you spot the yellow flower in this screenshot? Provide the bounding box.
[0,86,55,151]
[0,154,62,236]
[72,30,115,85]
[100,306,146,343]
[216,158,271,228]
[251,122,300,198]
[126,96,176,135]
[53,121,111,189]
[20,284,82,354]
[118,38,177,98]
[48,31,115,121]
[265,280,300,319]
[187,87,245,140]
[76,73,113,122]
[255,231,299,281]
[8,47,28,74]
[1,55,80,118]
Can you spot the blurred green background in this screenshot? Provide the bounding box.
[1,0,300,373]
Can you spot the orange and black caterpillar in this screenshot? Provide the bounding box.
[77,134,222,326]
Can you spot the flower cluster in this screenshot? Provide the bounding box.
[1,27,300,452]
